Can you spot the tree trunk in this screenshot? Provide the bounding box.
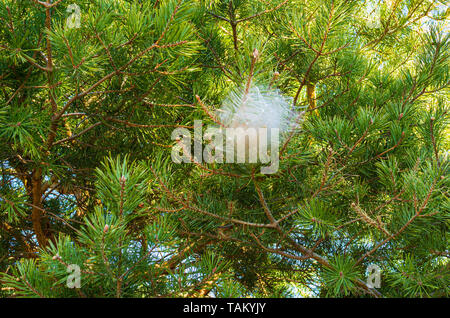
[306,83,317,112]
[31,168,47,248]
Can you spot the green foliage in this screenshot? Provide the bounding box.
[323,256,361,297]
[0,0,448,298]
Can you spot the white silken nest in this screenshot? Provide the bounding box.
[213,85,304,164]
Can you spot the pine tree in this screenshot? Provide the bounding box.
[1,0,448,298]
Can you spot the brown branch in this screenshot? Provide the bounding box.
[148,166,275,229]
[46,2,187,149]
[236,0,289,23]
[52,122,102,146]
[368,131,405,163]
[355,179,437,266]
